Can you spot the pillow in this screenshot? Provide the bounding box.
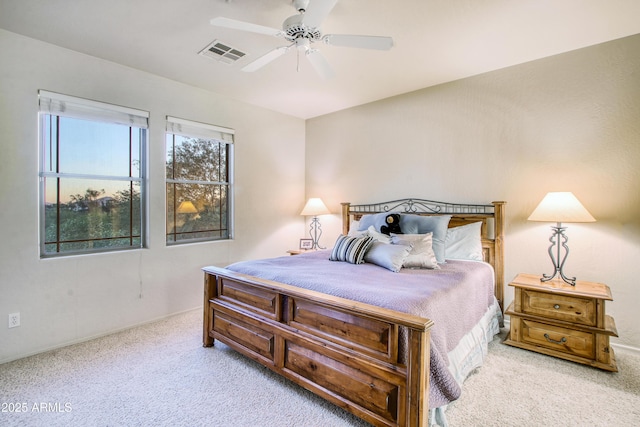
[367,225,392,244]
[329,235,374,264]
[399,214,452,263]
[364,242,412,272]
[357,212,391,232]
[391,233,439,269]
[348,228,367,237]
[445,221,483,261]
[347,225,391,243]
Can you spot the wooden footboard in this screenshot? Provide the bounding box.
[203,266,434,427]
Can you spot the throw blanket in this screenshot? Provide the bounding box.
[226,250,496,409]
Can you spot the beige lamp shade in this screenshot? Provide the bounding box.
[300,198,330,216]
[528,192,595,223]
[177,201,198,214]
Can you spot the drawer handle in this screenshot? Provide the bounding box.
[553,304,560,309]
[544,333,567,345]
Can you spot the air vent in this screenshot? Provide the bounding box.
[199,40,246,64]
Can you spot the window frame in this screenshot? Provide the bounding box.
[38,90,149,257]
[165,116,234,245]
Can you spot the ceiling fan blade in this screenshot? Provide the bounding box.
[302,0,338,28]
[241,46,291,72]
[306,49,335,80]
[210,17,281,37]
[323,34,394,50]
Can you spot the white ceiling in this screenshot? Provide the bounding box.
[1,0,639,119]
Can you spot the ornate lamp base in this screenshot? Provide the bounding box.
[540,222,576,286]
[309,216,325,250]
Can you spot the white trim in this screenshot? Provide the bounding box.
[611,342,640,356]
[166,178,227,186]
[166,116,234,142]
[228,142,235,239]
[39,90,149,118]
[166,116,234,134]
[38,90,149,128]
[40,172,143,182]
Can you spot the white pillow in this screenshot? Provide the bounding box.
[399,214,452,263]
[367,225,392,244]
[364,242,412,272]
[391,233,439,269]
[445,222,483,261]
[348,225,392,244]
[348,227,367,237]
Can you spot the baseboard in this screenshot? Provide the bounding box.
[0,307,201,365]
[611,342,640,356]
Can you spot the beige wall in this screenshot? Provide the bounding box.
[305,34,640,350]
[0,29,306,363]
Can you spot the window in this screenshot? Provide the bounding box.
[38,91,148,257]
[165,116,234,244]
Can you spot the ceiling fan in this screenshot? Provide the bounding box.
[210,0,393,79]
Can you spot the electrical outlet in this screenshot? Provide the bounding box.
[8,312,20,328]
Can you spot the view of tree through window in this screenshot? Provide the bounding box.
[166,129,232,244]
[39,91,147,256]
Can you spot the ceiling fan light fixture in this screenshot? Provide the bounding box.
[296,38,311,51]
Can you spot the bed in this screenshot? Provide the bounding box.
[203,198,505,427]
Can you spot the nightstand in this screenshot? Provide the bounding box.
[504,273,618,372]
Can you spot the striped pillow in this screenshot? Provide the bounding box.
[329,235,374,264]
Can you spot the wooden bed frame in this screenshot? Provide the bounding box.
[203,199,505,427]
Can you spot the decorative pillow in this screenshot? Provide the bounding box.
[445,221,483,261]
[399,214,452,263]
[329,235,374,264]
[391,233,439,269]
[364,242,412,272]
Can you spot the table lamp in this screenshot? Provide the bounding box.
[300,198,330,250]
[528,192,595,286]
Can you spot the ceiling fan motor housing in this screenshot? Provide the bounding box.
[283,14,321,42]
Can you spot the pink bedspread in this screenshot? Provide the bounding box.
[226,250,496,408]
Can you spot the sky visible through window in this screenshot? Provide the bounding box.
[43,116,142,204]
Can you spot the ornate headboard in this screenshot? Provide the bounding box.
[341,198,506,310]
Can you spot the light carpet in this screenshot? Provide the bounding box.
[1,309,638,427]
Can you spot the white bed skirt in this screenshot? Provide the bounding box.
[429,298,502,427]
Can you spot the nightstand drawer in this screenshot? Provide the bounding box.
[522,289,596,326]
[520,319,594,359]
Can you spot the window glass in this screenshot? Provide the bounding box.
[165,118,233,244]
